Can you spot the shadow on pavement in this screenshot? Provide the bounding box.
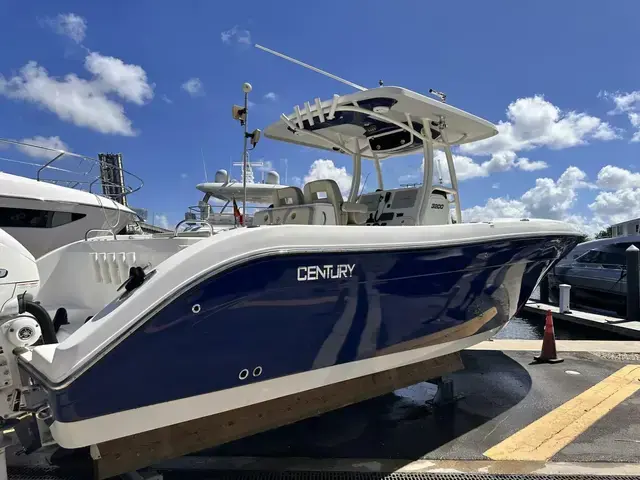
[198,350,532,461]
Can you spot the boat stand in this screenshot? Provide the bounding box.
[426,377,465,409]
[90,353,465,480]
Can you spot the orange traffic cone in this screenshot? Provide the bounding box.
[534,310,564,364]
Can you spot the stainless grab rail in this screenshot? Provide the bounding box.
[173,219,215,237]
[85,229,117,241]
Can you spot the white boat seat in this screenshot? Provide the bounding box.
[272,186,305,207]
[303,179,366,225]
[252,204,336,225]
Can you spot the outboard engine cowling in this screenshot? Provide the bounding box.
[0,228,40,315]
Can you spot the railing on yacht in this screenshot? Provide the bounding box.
[0,138,144,198]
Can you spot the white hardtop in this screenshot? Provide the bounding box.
[0,172,135,213]
[264,86,498,159]
[23,218,581,384]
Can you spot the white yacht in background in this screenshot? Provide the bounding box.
[0,139,141,258]
[190,159,287,231]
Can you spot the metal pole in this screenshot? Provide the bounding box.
[539,275,550,304]
[242,89,249,222]
[626,245,639,321]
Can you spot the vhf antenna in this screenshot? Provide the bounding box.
[254,44,367,92]
[429,88,447,103]
[435,156,444,185]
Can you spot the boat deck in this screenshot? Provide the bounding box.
[8,341,640,479]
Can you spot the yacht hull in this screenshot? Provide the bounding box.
[36,233,578,448]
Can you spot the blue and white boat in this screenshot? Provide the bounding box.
[0,78,582,453]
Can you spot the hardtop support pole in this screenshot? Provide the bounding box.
[373,155,384,191]
[416,119,434,225]
[348,142,362,202]
[440,131,462,224]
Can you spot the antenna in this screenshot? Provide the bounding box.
[200,148,208,182]
[429,88,447,103]
[357,172,371,200]
[284,158,288,185]
[255,44,367,92]
[435,157,444,185]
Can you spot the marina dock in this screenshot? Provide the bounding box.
[521,300,640,339]
[8,340,640,479]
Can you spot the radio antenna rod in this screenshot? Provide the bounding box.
[254,44,367,92]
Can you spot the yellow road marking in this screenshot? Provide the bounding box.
[484,364,640,461]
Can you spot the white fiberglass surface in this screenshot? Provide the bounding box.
[35,236,204,326]
[264,86,499,157]
[0,172,134,212]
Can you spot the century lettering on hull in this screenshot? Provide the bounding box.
[297,264,355,281]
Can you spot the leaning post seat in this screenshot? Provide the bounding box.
[272,186,305,207]
[302,179,367,225]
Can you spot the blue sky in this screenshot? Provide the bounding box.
[1,1,640,234]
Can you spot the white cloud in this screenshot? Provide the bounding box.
[398,173,419,184]
[463,197,528,222]
[85,52,154,105]
[181,78,204,97]
[601,90,640,115]
[587,165,640,227]
[16,136,69,158]
[515,157,548,171]
[0,52,154,136]
[155,214,170,229]
[161,94,173,104]
[264,92,277,101]
[600,90,640,142]
[303,159,352,197]
[180,173,188,179]
[520,166,592,219]
[462,166,591,223]
[492,183,500,189]
[43,13,87,43]
[589,188,640,226]
[595,165,640,190]
[221,26,251,45]
[460,95,619,156]
[428,150,548,182]
[463,163,640,236]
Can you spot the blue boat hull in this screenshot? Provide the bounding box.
[43,235,577,425]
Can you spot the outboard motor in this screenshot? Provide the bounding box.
[0,229,55,450]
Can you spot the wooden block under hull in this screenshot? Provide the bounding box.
[92,353,464,480]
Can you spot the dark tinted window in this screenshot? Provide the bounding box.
[575,250,601,264]
[576,249,626,268]
[0,207,86,228]
[599,251,625,268]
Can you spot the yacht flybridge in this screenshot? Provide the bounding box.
[0,46,582,467]
[189,160,287,232]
